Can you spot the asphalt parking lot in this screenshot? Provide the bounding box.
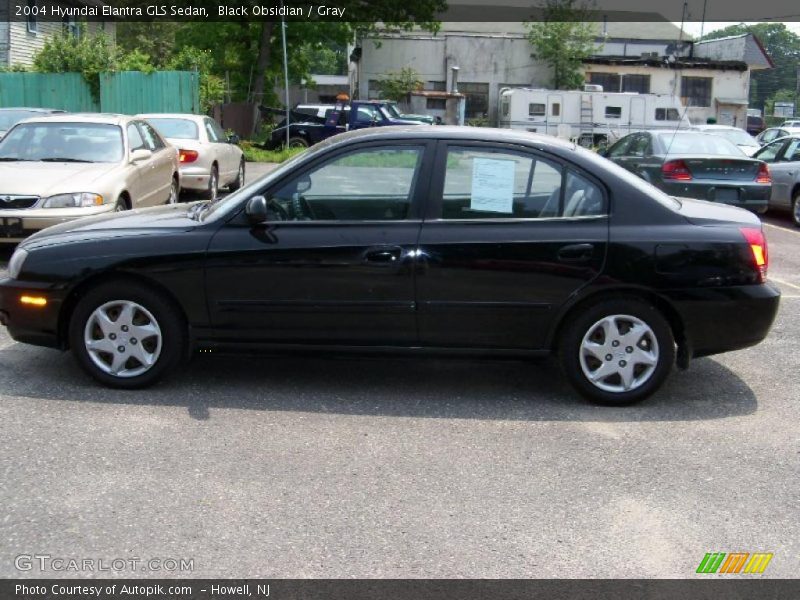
[0,191,797,578]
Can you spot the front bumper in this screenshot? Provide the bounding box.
[0,278,68,349]
[664,282,781,358]
[659,181,770,213]
[0,204,116,243]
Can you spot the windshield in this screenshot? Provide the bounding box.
[146,118,199,140]
[0,122,124,162]
[704,128,758,147]
[384,103,402,118]
[658,132,743,156]
[0,110,44,131]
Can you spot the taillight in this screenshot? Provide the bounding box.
[661,159,692,181]
[740,227,768,283]
[755,162,771,184]
[179,149,199,163]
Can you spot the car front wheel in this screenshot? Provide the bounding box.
[792,190,800,227]
[69,281,186,389]
[559,298,675,405]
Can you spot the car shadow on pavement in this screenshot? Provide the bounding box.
[0,343,757,422]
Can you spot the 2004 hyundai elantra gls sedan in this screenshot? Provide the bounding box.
[0,127,780,404]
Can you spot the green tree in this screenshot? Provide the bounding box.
[375,67,423,102]
[701,23,800,110]
[526,0,598,90]
[166,46,225,112]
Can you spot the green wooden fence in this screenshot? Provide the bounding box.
[0,71,199,114]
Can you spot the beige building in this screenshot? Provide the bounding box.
[351,21,772,127]
[0,1,115,69]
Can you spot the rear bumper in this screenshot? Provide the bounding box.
[659,181,770,213]
[0,278,66,349]
[178,165,211,191]
[663,282,780,358]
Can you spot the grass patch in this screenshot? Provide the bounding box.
[241,141,305,163]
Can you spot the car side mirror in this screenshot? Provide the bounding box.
[597,148,608,157]
[228,133,240,145]
[130,148,152,163]
[246,195,268,224]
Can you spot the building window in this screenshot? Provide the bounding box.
[425,81,446,91]
[605,106,622,119]
[528,103,546,117]
[427,98,446,110]
[681,76,712,107]
[26,0,38,33]
[367,79,381,100]
[588,72,620,92]
[622,74,650,94]
[459,82,489,119]
[655,108,681,121]
[551,103,561,117]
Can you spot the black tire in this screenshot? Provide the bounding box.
[114,195,129,212]
[229,159,245,191]
[68,281,186,389]
[792,189,800,227]
[167,175,180,204]
[288,136,309,149]
[558,298,675,405]
[201,165,219,200]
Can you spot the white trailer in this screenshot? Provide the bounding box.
[498,86,691,146]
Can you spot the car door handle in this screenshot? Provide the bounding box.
[364,246,403,264]
[558,243,594,263]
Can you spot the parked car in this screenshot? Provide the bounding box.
[602,130,771,213]
[692,124,761,156]
[140,114,244,201]
[294,101,435,125]
[0,127,779,404]
[0,114,180,242]
[0,107,65,140]
[756,126,800,145]
[746,114,766,136]
[780,119,800,128]
[753,134,800,224]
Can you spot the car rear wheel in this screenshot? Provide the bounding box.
[792,190,800,227]
[288,136,309,149]
[201,165,219,201]
[69,281,186,389]
[559,298,675,405]
[229,160,245,191]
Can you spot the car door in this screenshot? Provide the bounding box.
[205,118,236,184]
[755,139,790,208]
[137,120,174,203]
[204,141,433,345]
[767,138,800,209]
[125,122,153,207]
[604,134,633,169]
[415,141,609,349]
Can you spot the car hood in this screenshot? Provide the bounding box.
[21,203,201,251]
[674,196,761,226]
[0,161,122,196]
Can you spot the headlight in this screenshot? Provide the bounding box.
[42,193,104,208]
[7,247,28,279]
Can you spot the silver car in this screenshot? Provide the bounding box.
[0,114,180,243]
[753,134,800,225]
[139,114,245,200]
[692,124,761,156]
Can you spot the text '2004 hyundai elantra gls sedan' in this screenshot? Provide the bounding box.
[0,127,780,404]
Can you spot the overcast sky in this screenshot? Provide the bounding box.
[679,21,800,37]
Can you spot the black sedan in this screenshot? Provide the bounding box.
[0,127,780,405]
[603,131,771,213]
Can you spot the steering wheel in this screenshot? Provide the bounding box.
[267,198,291,221]
[290,193,315,221]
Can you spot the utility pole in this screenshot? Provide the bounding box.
[281,8,290,147]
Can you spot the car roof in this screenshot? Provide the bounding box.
[0,107,64,113]
[17,113,133,125]
[314,125,578,151]
[694,125,746,131]
[138,113,206,121]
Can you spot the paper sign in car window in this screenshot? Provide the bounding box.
[470,157,515,213]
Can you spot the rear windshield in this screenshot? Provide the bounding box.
[146,118,199,140]
[658,132,743,156]
[0,110,44,131]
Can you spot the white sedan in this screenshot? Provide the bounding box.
[139,113,245,200]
